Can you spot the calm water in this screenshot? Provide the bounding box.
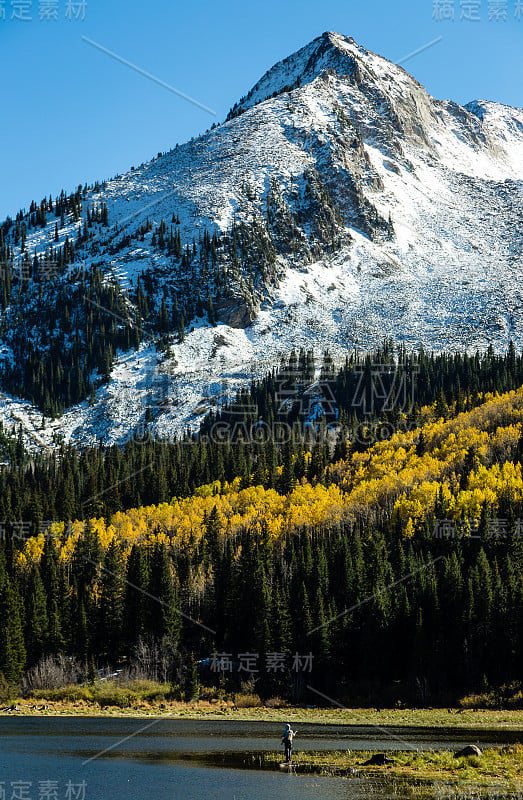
[0,717,518,800]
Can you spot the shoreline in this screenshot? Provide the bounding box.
[239,746,523,790]
[2,702,523,731]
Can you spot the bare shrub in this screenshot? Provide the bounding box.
[20,655,84,697]
[124,636,180,684]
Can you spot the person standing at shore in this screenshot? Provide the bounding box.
[281,724,297,763]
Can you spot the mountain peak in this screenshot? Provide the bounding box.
[226,30,431,126]
[1,33,522,447]
[228,31,367,118]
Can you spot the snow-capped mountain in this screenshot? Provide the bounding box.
[1,31,522,450]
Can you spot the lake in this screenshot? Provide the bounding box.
[0,717,518,800]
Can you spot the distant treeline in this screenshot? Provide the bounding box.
[1,341,523,523]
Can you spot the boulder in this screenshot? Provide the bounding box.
[453,745,482,759]
[215,300,257,329]
[363,753,394,766]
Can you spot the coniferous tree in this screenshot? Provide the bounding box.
[184,654,199,701]
[147,542,180,646]
[24,566,48,666]
[122,545,149,656]
[0,574,26,685]
[98,539,124,663]
[40,538,64,653]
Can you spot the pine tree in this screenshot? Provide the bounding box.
[122,545,149,656]
[146,543,180,645]
[159,296,169,333]
[184,654,199,701]
[279,442,295,494]
[0,576,26,684]
[207,294,216,326]
[98,539,124,663]
[177,312,185,343]
[25,566,49,666]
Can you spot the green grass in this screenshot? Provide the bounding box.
[259,745,523,790]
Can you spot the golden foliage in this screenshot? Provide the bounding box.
[17,388,523,570]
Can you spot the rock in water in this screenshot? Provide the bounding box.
[454,745,482,758]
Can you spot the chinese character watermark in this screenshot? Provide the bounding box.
[209,652,315,674]
[0,782,86,800]
[432,517,523,540]
[0,0,86,19]
[433,0,522,18]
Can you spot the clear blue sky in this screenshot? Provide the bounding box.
[1,0,521,219]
